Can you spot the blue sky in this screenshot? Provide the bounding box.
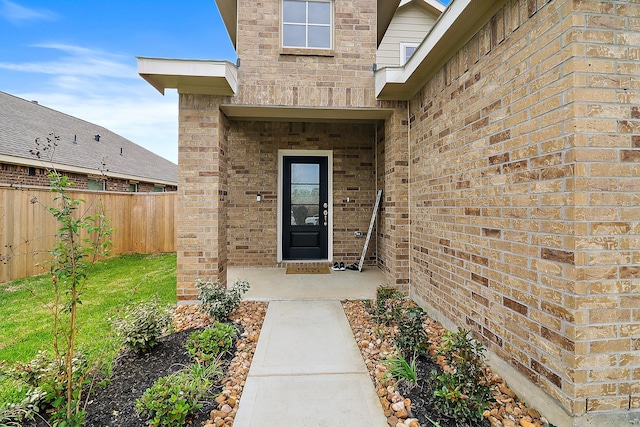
[0,0,450,163]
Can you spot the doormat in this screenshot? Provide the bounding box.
[285,266,331,274]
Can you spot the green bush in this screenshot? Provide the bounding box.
[394,306,430,359]
[432,328,494,424]
[111,298,173,354]
[135,362,222,427]
[3,351,91,425]
[368,285,405,326]
[0,376,45,427]
[186,322,238,365]
[196,279,250,321]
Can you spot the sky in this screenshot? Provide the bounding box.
[0,0,450,164]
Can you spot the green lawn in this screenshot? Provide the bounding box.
[0,252,177,364]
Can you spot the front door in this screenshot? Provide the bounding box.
[282,156,329,260]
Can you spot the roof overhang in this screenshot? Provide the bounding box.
[399,0,446,15]
[375,0,507,100]
[215,0,401,48]
[0,154,177,187]
[137,57,238,96]
[220,104,394,123]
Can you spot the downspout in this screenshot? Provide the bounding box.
[374,122,378,269]
[407,100,411,296]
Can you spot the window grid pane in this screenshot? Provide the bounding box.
[282,0,330,48]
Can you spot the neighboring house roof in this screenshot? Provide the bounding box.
[0,91,177,186]
[214,0,402,48]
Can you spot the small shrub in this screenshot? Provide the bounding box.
[135,362,222,427]
[111,298,173,354]
[196,279,250,321]
[4,351,91,425]
[431,328,493,424]
[186,322,238,365]
[369,285,405,326]
[0,379,46,426]
[382,352,418,387]
[394,306,430,359]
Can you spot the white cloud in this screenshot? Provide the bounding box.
[7,43,179,163]
[0,0,57,24]
[0,44,136,79]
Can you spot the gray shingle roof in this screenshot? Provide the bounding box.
[0,91,177,184]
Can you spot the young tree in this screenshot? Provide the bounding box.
[35,134,113,425]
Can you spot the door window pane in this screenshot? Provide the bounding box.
[290,163,320,226]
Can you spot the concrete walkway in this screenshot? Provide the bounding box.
[233,299,388,427]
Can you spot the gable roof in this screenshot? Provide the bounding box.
[0,91,177,185]
[215,0,402,48]
[375,0,506,100]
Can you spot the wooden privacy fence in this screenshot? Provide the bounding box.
[0,185,176,283]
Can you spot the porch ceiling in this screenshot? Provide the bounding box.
[137,57,238,96]
[220,104,395,123]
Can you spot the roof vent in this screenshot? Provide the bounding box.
[31,100,38,104]
[73,135,78,144]
[94,134,101,142]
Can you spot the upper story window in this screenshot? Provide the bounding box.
[400,42,420,65]
[282,0,332,49]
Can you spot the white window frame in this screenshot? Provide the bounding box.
[400,42,420,65]
[281,0,333,49]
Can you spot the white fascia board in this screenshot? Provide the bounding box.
[137,57,238,96]
[399,0,446,13]
[0,154,177,186]
[376,0,504,100]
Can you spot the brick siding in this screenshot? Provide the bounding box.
[0,162,176,192]
[226,121,377,267]
[405,0,640,417]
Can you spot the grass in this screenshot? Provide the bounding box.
[0,252,177,410]
[0,252,177,364]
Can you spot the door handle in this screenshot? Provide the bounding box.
[323,203,328,226]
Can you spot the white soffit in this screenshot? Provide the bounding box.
[137,57,238,96]
[375,0,506,100]
[220,105,395,123]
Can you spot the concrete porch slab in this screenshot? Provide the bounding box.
[228,266,385,301]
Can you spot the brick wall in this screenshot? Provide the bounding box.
[234,0,379,108]
[405,0,639,420]
[377,105,410,293]
[177,94,231,300]
[226,121,377,267]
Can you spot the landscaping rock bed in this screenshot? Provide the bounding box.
[31,297,550,427]
[342,299,551,427]
[72,301,266,427]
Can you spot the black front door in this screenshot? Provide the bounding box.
[283,156,329,260]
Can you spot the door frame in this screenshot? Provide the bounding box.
[277,149,333,263]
